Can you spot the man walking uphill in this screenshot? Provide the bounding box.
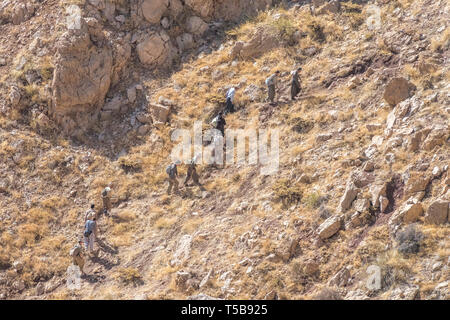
[101,187,112,214]
[84,217,98,256]
[70,238,86,275]
[224,87,236,115]
[166,161,180,195]
[291,67,302,100]
[84,204,96,222]
[212,111,226,137]
[184,159,203,189]
[266,70,280,105]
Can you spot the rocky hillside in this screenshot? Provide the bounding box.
[0,0,449,300]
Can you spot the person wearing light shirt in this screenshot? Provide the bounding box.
[265,71,280,104]
[225,87,236,115]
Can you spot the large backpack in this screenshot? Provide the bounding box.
[84,220,95,237]
[70,245,81,257]
[166,164,176,178]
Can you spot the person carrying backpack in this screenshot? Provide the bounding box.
[291,67,302,100]
[84,204,97,222]
[101,187,111,214]
[70,238,85,275]
[166,162,180,195]
[265,70,280,105]
[224,87,236,115]
[84,217,98,255]
[184,158,202,188]
[214,111,226,136]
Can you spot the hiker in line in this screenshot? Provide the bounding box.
[84,204,96,222]
[212,111,226,136]
[265,70,280,105]
[224,87,236,115]
[70,238,86,275]
[184,159,203,189]
[166,161,180,195]
[291,67,302,100]
[84,217,98,256]
[101,187,111,215]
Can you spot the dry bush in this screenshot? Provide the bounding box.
[272,178,302,207]
[395,224,424,255]
[116,210,137,222]
[154,216,178,230]
[16,223,48,247]
[304,191,327,209]
[115,267,143,286]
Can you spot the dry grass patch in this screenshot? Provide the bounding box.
[115,267,143,286]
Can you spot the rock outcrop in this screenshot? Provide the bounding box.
[424,200,449,225]
[51,22,113,136]
[137,31,175,66]
[317,215,342,239]
[231,27,280,59]
[141,0,169,24]
[383,77,416,106]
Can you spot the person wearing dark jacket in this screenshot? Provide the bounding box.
[184,159,202,188]
[291,67,302,100]
[215,111,226,136]
[224,87,236,115]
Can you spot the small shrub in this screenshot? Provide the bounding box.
[115,267,143,286]
[291,118,314,134]
[272,16,297,44]
[272,179,302,207]
[308,21,325,43]
[304,192,326,209]
[395,224,423,254]
[118,156,142,174]
[318,205,332,220]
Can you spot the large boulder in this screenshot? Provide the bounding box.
[184,0,214,19]
[422,128,449,151]
[186,16,209,35]
[149,103,171,123]
[137,31,174,66]
[141,0,169,24]
[237,27,280,59]
[51,23,113,135]
[383,77,416,106]
[389,203,423,227]
[176,33,195,52]
[424,200,449,225]
[339,182,358,213]
[169,0,184,18]
[404,173,430,198]
[317,215,342,239]
[370,183,387,208]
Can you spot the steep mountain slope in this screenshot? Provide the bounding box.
[0,0,449,300]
